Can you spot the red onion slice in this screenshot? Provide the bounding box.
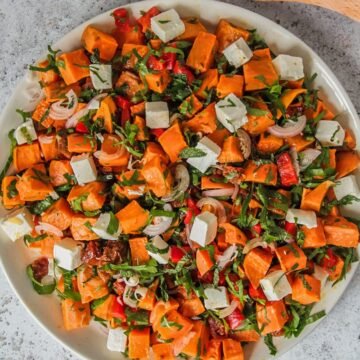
[93,148,125,161]
[123,285,137,308]
[143,204,173,236]
[35,222,63,237]
[197,197,227,224]
[202,188,235,198]
[217,245,238,270]
[242,237,276,254]
[162,164,190,202]
[268,115,307,138]
[218,300,238,319]
[49,89,78,120]
[65,93,107,129]
[299,148,321,170]
[38,135,55,145]
[231,184,240,201]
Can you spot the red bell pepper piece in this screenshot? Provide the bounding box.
[173,61,195,83]
[112,8,132,32]
[321,248,338,269]
[252,223,262,235]
[75,122,89,134]
[150,128,166,138]
[277,152,299,187]
[284,221,297,236]
[137,6,160,33]
[248,283,266,301]
[112,297,126,321]
[225,308,246,330]
[162,52,176,70]
[184,198,200,225]
[170,246,186,263]
[115,96,131,125]
[147,55,166,71]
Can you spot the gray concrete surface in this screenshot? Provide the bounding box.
[0,0,359,359]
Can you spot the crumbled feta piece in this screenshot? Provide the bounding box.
[145,102,170,129]
[204,286,229,310]
[333,175,360,218]
[260,270,292,301]
[286,208,317,229]
[91,213,121,240]
[315,120,345,147]
[313,265,328,289]
[189,211,218,247]
[53,237,83,271]
[215,93,248,133]
[107,327,127,352]
[151,9,185,43]
[89,64,113,90]
[0,207,34,242]
[14,120,37,145]
[223,37,253,68]
[70,154,98,184]
[272,54,304,81]
[147,235,170,265]
[187,136,221,173]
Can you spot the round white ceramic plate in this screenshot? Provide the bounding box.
[0,0,359,359]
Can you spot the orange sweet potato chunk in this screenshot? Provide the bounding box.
[129,237,150,265]
[186,32,218,73]
[49,160,74,187]
[77,265,109,303]
[158,122,187,163]
[67,182,106,212]
[13,142,43,172]
[70,214,99,241]
[216,19,250,52]
[82,25,118,61]
[244,248,273,288]
[291,275,321,305]
[16,164,54,202]
[1,176,24,209]
[217,74,244,98]
[57,49,90,85]
[185,103,217,134]
[243,160,278,186]
[177,17,207,41]
[218,135,244,163]
[256,300,288,335]
[62,298,91,331]
[275,243,307,272]
[323,215,359,248]
[41,198,74,231]
[128,328,150,359]
[98,134,130,167]
[116,200,149,234]
[301,218,326,248]
[222,338,244,360]
[196,69,219,99]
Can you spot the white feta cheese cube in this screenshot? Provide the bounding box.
[92,213,121,240]
[204,286,229,310]
[187,137,221,173]
[53,237,83,271]
[0,207,34,242]
[189,211,218,247]
[70,154,97,185]
[215,93,248,133]
[223,37,253,68]
[107,327,127,352]
[272,54,304,81]
[89,64,113,90]
[151,9,185,43]
[14,120,37,145]
[286,208,317,229]
[334,175,360,218]
[145,102,170,129]
[313,265,328,289]
[147,235,170,265]
[315,120,345,147]
[260,270,292,301]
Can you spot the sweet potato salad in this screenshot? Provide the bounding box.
[1,5,360,359]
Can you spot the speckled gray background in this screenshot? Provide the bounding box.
[0,0,359,359]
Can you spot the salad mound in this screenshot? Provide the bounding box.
[1,5,359,360]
